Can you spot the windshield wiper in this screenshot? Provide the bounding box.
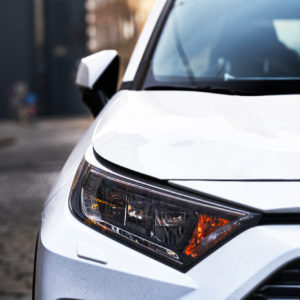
[144,84,250,95]
[224,73,300,81]
[173,9,196,86]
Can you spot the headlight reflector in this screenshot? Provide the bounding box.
[70,161,260,270]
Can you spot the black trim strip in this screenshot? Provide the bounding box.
[120,81,133,90]
[260,214,300,225]
[170,179,300,182]
[131,0,175,90]
[32,232,39,300]
[94,148,169,186]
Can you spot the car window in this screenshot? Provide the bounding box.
[143,0,300,95]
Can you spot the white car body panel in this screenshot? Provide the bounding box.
[35,147,300,300]
[75,50,118,89]
[93,90,300,180]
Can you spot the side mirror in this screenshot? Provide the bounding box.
[76,50,119,117]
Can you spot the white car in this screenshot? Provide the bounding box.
[34,0,300,299]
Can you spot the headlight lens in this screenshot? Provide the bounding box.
[70,161,261,271]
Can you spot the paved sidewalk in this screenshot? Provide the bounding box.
[0,117,91,300]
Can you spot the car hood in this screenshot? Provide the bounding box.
[92,90,300,181]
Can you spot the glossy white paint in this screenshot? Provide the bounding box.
[35,95,300,298]
[93,90,300,180]
[76,50,118,89]
[123,0,167,82]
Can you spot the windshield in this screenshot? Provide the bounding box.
[143,0,300,95]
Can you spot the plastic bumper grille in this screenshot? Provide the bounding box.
[247,259,300,300]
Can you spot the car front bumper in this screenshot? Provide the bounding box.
[34,175,300,300]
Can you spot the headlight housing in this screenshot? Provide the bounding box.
[70,160,261,271]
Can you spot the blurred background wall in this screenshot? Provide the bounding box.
[0,0,155,119]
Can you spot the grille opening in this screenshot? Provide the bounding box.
[246,259,300,300]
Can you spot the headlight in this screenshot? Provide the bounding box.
[70,161,261,271]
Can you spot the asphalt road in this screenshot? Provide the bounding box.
[0,118,91,300]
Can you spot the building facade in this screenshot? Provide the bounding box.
[85,0,156,77]
[0,0,35,119]
[0,0,155,118]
